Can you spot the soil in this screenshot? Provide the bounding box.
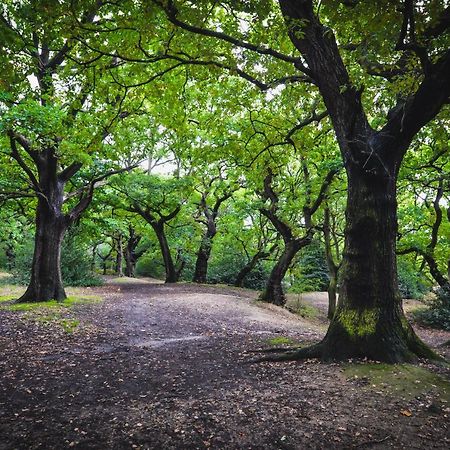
[0,279,449,449]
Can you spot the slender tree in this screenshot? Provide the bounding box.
[192,174,234,283]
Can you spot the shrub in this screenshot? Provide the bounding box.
[397,258,430,299]
[413,285,450,331]
[11,229,102,287]
[135,253,166,279]
[207,251,270,289]
[289,241,329,293]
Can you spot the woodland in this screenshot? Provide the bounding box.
[0,0,449,449]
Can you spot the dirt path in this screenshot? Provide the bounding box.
[0,281,449,449]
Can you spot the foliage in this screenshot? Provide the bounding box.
[135,253,166,279]
[397,258,430,300]
[207,250,271,289]
[413,285,450,331]
[11,228,102,287]
[289,241,329,293]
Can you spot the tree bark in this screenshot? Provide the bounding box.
[19,194,67,302]
[316,166,435,362]
[152,222,178,283]
[124,228,142,278]
[193,224,216,284]
[259,240,304,306]
[234,250,270,287]
[270,0,450,362]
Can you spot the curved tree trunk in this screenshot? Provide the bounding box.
[318,169,434,362]
[153,223,178,283]
[19,197,67,302]
[234,250,269,287]
[259,240,302,306]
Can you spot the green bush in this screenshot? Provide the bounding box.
[11,229,102,287]
[135,253,166,279]
[397,258,430,299]
[289,241,329,293]
[61,232,102,286]
[207,251,270,289]
[413,285,450,331]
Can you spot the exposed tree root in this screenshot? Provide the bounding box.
[245,346,303,354]
[249,343,323,363]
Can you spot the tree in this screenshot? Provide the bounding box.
[397,134,449,290]
[152,0,450,362]
[114,172,190,283]
[233,210,278,288]
[258,165,337,306]
[192,169,236,283]
[0,1,136,301]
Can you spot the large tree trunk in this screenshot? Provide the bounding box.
[193,236,213,284]
[18,197,67,302]
[259,240,302,306]
[124,230,141,278]
[124,247,136,277]
[193,215,217,284]
[153,223,178,283]
[318,168,434,362]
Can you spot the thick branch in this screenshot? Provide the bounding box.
[154,0,312,74]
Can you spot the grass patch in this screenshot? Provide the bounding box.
[286,299,320,319]
[266,336,298,346]
[343,363,450,402]
[3,295,101,312]
[2,295,101,333]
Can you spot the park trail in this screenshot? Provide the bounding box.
[0,278,449,449]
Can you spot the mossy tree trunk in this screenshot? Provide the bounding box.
[19,194,68,302]
[274,0,450,362]
[319,166,434,362]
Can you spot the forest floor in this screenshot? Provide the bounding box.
[0,277,449,449]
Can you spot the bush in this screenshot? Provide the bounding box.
[135,253,166,279]
[11,229,102,287]
[413,285,450,331]
[207,251,271,289]
[289,241,329,293]
[397,259,430,299]
[61,232,102,286]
